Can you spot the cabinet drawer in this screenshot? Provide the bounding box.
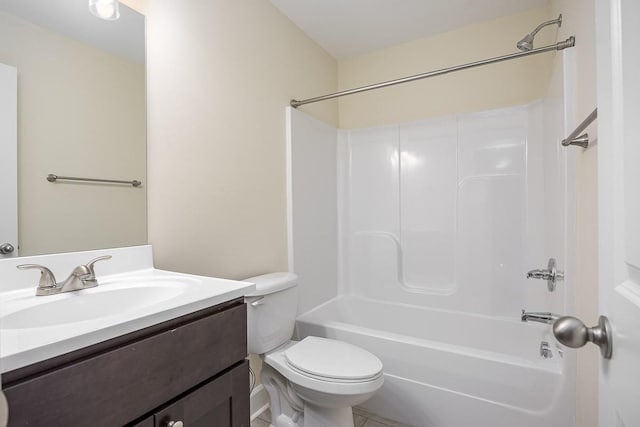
[4,303,247,427]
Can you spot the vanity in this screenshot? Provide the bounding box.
[0,246,256,427]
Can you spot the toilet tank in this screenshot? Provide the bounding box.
[244,272,298,354]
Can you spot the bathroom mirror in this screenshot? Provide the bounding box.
[0,0,146,257]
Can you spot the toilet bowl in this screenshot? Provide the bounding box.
[245,273,384,427]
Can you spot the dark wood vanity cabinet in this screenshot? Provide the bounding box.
[2,298,250,427]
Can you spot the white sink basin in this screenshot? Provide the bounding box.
[1,279,189,330]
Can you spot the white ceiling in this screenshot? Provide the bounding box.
[270,0,548,59]
[0,0,145,63]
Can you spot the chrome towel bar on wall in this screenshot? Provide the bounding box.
[562,108,597,148]
[46,174,142,187]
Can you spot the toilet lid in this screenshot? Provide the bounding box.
[285,337,383,381]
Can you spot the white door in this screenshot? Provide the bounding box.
[596,0,640,425]
[0,63,18,258]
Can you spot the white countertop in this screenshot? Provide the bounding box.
[0,246,255,373]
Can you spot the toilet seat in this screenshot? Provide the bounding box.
[264,339,384,396]
[285,337,383,382]
[285,362,383,384]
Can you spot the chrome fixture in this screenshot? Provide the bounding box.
[526,258,564,292]
[89,0,120,21]
[47,174,142,187]
[0,243,15,255]
[521,310,559,325]
[562,108,597,148]
[291,35,575,108]
[17,255,112,296]
[517,14,563,51]
[16,264,57,295]
[553,315,613,359]
[540,341,553,358]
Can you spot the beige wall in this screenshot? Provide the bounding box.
[0,11,146,256]
[337,6,555,129]
[146,0,338,279]
[550,1,599,426]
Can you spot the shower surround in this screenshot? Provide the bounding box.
[287,99,575,426]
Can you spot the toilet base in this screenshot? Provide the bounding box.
[261,364,356,427]
[304,404,353,427]
[266,400,355,427]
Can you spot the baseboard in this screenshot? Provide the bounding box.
[250,384,269,421]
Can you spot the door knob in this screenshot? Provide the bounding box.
[167,421,183,427]
[0,243,15,254]
[553,315,612,359]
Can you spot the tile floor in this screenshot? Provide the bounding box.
[251,407,408,427]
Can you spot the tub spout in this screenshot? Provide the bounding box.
[521,310,560,324]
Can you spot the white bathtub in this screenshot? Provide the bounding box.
[296,296,573,427]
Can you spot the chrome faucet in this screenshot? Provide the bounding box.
[17,255,112,296]
[521,310,560,325]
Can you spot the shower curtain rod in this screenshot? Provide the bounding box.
[291,37,575,108]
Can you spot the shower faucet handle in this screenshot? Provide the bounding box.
[526,258,564,292]
[527,269,553,280]
[521,310,559,325]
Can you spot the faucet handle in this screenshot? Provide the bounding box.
[17,264,58,294]
[526,258,564,292]
[84,255,112,278]
[521,309,560,324]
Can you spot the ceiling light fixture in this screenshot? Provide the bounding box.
[89,0,120,21]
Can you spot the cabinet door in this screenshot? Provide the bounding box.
[155,361,249,427]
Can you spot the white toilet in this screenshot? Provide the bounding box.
[245,272,384,427]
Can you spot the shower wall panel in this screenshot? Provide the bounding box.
[339,104,544,318]
[399,118,457,291]
[287,108,339,315]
